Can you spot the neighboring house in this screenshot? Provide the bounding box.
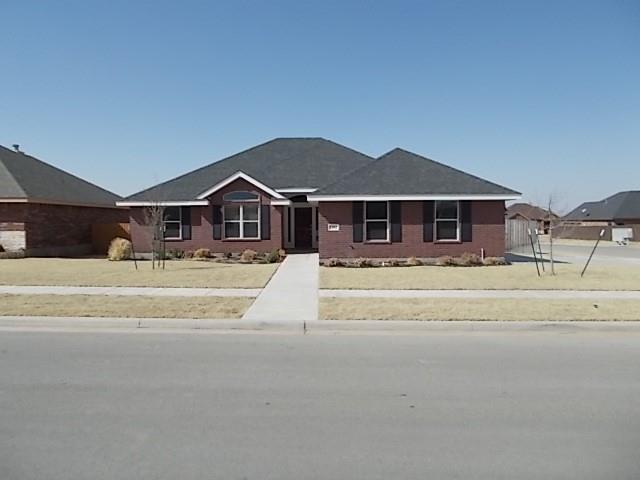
[0,145,128,256]
[118,138,520,259]
[506,202,558,234]
[561,191,640,242]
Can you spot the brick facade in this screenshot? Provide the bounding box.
[0,202,128,255]
[129,178,284,254]
[318,200,506,259]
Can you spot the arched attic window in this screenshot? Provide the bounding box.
[223,191,259,202]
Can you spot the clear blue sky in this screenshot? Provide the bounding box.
[1,0,638,212]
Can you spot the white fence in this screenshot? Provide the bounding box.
[506,219,537,251]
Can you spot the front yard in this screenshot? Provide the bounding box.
[0,294,253,319]
[320,298,640,321]
[0,258,278,288]
[320,263,640,291]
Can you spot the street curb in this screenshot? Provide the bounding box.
[0,316,304,332]
[1,316,640,334]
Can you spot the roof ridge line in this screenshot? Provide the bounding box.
[0,146,27,198]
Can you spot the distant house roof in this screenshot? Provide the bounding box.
[0,145,122,207]
[506,203,557,221]
[310,148,519,199]
[124,138,374,202]
[564,191,640,222]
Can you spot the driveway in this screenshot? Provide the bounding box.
[509,242,640,266]
[1,330,639,479]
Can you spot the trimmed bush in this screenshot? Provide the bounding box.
[436,255,457,266]
[240,249,258,263]
[184,250,195,259]
[459,252,483,266]
[278,249,287,261]
[192,248,212,259]
[352,257,373,268]
[107,237,132,261]
[0,244,4,253]
[406,256,422,266]
[483,256,508,266]
[325,258,344,267]
[265,249,280,263]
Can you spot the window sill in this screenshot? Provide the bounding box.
[222,238,263,242]
[365,240,391,244]
[435,240,462,244]
[163,238,183,242]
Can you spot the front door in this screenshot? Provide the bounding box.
[294,207,313,249]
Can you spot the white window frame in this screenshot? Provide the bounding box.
[434,200,460,242]
[364,200,390,243]
[163,206,182,240]
[223,203,261,240]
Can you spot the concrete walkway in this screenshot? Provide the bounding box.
[0,285,260,297]
[321,289,640,299]
[242,253,319,322]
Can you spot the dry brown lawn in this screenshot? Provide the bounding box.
[320,263,640,291]
[0,294,253,318]
[0,258,278,288]
[320,298,640,321]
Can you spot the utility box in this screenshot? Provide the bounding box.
[612,227,633,245]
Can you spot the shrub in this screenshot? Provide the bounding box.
[325,258,344,267]
[240,249,257,263]
[192,248,212,259]
[483,256,508,266]
[436,255,457,267]
[184,250,195,259]
[352,257,373,268]
[265,249,281,263]
[166,249,185,260]
[278,248,287,260]
[459,252,483,267]
[405,256,422,266]
[107,237,132,261]
[0,244,4,253]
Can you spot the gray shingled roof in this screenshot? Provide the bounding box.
[0,145,122,206]
[125,138,374,201]
[564,191,640,222]
[314,148,520,196]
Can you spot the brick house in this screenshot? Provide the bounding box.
[0,145,128,256]
[119,138,520,259]
[560,191,640,242]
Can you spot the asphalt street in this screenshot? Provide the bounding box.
[1,330,639,479]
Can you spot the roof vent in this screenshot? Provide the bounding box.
[12,144,21,153]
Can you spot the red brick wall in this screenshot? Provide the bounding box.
[23,203,129,249]
[129,178,283,254]
[318,200,506,258]
[0,203,27,231]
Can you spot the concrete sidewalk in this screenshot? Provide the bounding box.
[242,253,319,322]
[320,289,640,299]
[0,285,261,297]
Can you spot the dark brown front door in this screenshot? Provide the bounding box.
[294,207,313,249]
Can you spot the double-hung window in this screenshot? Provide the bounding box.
[223,191,260,239]
[435,200,459,241]
[364,201,389,242]
[163,206,182,240]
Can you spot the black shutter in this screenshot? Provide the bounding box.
[212,205,222,240]
[423,201,434,242]
[352,202,364,243]
[461,201,472,242]
[260,205,270,240]
[390,201,402,242]
[181,206,191,240]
